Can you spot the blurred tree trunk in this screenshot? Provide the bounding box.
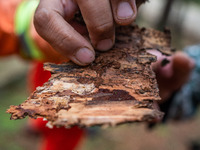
[157,0,176,30]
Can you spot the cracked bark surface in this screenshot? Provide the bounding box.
[7,25,173,128]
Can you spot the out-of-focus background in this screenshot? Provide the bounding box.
[137,0,200,50]
[0,0,200,149]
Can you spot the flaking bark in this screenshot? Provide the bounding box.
[7,25,173,128]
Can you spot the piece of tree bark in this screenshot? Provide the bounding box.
[7,25,173,128]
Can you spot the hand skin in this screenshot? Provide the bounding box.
[34,0,145,66]
[148,50,195,103]
[147,50,195,123]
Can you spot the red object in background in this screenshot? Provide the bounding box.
[28,62,85,150]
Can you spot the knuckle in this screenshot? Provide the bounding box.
[34,8,52,30]
[56,36,69,50]
[92,21,113,34]
[52,34,73,54]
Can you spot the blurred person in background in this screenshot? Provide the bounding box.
[0,0,199,150]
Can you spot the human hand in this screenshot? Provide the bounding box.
[34,0,141,66]
[149,50,195,103]
[145,50,195,124]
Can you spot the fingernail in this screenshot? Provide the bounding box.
[97,39,113,51]
[117,2,134,19]
[75,48,95,64]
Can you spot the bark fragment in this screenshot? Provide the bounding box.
[7,25,173,128]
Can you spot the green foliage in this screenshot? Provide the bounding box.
[0,79,28,150]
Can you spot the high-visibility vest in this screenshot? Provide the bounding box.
[15,0,43,60]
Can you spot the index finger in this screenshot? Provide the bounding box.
[34,0,95,66]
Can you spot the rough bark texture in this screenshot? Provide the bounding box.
[7,25,173,128]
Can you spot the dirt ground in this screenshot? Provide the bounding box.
[83,116,200,150]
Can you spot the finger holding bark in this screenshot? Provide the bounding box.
[34,0,95,66]
[76,0,115,51]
